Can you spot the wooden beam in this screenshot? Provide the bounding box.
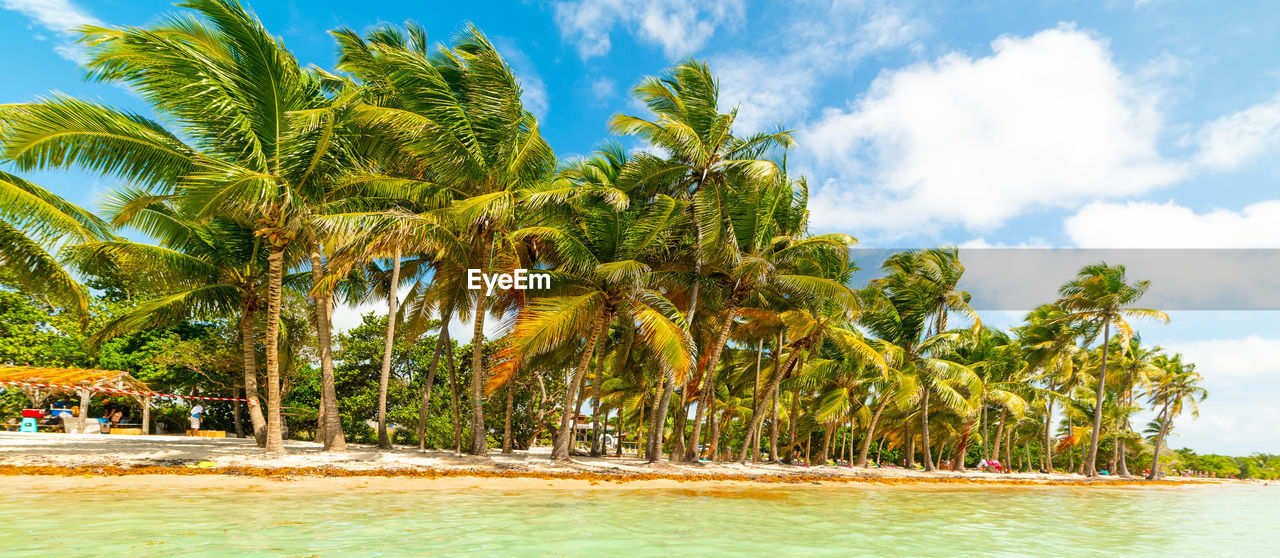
[142,395,151,435]
[77,389,91,433]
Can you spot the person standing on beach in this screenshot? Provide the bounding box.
[189,404,204,435]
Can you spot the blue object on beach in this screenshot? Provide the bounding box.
[19,417,37,432]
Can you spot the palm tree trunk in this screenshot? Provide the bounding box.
[239,307,267,447]
[376,248,402,450]
[1086,319,1111,476]
[856,395,890,467]
[846,415,855,463]
[818,423,834,464]
[920,386,935,471]
[767,332,784,462]
[569,366,588,451]
[416,328,446,450]
[707,406,727,461]
[502,374,517,454]
[553,310,610,461]
[647,373,675,463]
[671,384,690,460]
[526,370,549,449]
[309,241,346,451]
[1117,367,1134,477]
[992,409,1007,466]
[264,247,286,454]
[1005,426,1014,472]
[787,392,800,449]
[768,386,780,462]
[590,333,606,457]
[444,329,462,453]
[615,412,624,457]
[685,309,736,461]
[1147,401,1172,480]
[636,399,646,458]
[981,404,990,460]
[738,347,803,462]
[1043,379,1056,473]
[468,289,489,456]
[952,417,975,471]
[751,338,763,462]
[904,424,915,468]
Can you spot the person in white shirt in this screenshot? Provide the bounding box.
[189,404,204,433]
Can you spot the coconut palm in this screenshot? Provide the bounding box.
[955,329,1030,471]
[1017,304,1086,472]
[611,59,794,461]
[0,0,341,453]
[69,192,272,444]
[737,298,886,463]
[1109,335,1162,477]
[683,177,856,461]
[1055,263,1169,476]
[1146,354,1205,480]
[0,169,112,318]
[862,253,982,471]
[496,164,695,461]
[334,24,556,456]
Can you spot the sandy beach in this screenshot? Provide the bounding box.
[0,432,1227,488]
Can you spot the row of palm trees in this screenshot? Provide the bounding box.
[0,0,1205,476]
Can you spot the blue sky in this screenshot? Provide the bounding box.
[3,0,1278,455]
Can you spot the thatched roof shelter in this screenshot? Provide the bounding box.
[0,365,150,405]
[0,365,157,433]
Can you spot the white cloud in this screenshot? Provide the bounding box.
[715,2,920,134]
[1,0,102,62]
[1154,335,1280,454]
[1166,336,1280,379]
[1194,93,1280,171]
[494,39,550,121]
[1065,199,1280,248]
[330,298,508,343]
[800,24,1185,238]
[957,237,1050,248]
[589,76,616,102]
[1167,397,1280,455]
[551,0,744,59]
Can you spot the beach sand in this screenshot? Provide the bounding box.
[0,432,1226,489]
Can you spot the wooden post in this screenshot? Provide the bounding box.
[77,389,91,433]
[142,396,151,435]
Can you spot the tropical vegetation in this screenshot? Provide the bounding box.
[1,0,1252,478]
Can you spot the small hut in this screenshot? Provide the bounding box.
[0,365,154,434]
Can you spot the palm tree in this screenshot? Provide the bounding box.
[957,329,1029,471]
[316,207,460,450]
[70,193,271,444]
[611,59,793,461]
[1018,304,1084,472]
[683,177,856,461]
[737,300,886,463]
[497,161,695,461]
[1110,335,1162,477]
[862,252,982,471]
[0,169,112,318]
[1056,263,1169,476]
[1,0,338,453]
[334,24,556,456]
[1146,354,1205,480]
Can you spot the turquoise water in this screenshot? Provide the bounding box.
[2,482,1276,556]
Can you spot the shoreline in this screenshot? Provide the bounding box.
[0,432,1237,490]
[0,464,1225,489]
